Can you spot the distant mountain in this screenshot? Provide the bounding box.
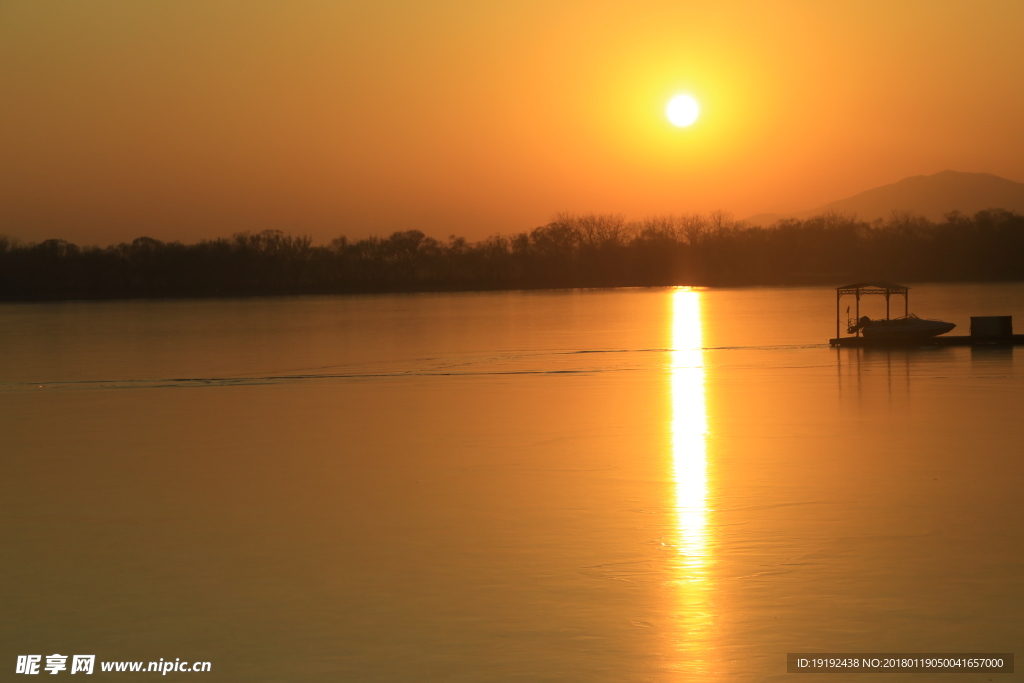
[744,170,1024,225]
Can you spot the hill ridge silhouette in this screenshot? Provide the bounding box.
[745,170,1024,225]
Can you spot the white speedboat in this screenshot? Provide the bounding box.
[848,314,956,339]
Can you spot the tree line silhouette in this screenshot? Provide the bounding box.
[3,209,1024,300]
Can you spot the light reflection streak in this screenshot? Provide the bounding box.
[670,287,709,576]
[669,287,714,671]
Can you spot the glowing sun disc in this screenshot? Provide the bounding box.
[667,95,700,127]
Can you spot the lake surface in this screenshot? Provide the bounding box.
[3,284,1023,681]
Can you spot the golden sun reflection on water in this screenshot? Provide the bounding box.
[671,288,709,573]
[669,287,714,669]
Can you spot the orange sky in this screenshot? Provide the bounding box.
[3,0,1024,245]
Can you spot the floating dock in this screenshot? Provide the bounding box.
[830,334,1024,347]
[830,282,1021,347]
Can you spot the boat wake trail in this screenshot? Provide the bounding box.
[2,344,825,391]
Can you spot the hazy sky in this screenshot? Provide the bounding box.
[3,0,1024,245]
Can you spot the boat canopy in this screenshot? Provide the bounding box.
[836,282,909,295]
[834,283,910,338]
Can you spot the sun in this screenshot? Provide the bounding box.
[666,94,700,127]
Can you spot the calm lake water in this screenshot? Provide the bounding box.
[3,284,1023,681]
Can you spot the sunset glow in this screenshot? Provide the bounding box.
[5,3,1024,680]
[3,2,1023,246]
